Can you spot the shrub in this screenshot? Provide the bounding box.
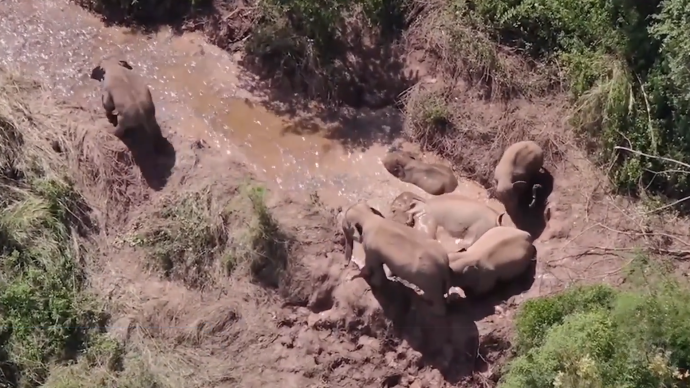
[501,279,690,388]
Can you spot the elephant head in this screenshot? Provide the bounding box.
[382,151,417,179]
[90,59,133,81]
[342,202,385,265]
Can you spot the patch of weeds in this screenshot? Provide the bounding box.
[0,70,103,387]
[406,88,454,146]
[42,334,164,388]
[136,182,291,289]
[502,256,690,388]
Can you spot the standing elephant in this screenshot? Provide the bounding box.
[341,202,453,316]
[493,140,544,210]
[382,150,458,195]
[90,57,164,148]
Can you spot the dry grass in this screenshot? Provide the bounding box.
[404,0,557,100]
[403,82,566,186]
[121,180,293,290]
[0,65,147,387]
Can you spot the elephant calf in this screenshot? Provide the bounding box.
[448,226,536,296]
[494,140,544,210]
[382,150,458,195]
[388,191,424,226]
[90,57,164,146]
[341,202,453,316]
[392,192,508,248]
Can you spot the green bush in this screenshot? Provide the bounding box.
[460,0,690,202]
[501,281,690,388]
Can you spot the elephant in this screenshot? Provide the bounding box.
[90,57,164,147]
[493,140,544,210]
[341,202,454,316]
[382,150,458,195]
[388,191,426,226]
[448,226,536,296]
[394,192,508,248]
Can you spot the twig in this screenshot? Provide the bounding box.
[614,146,690,170]
[644,195,690,215]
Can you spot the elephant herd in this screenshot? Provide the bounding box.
[85,56,548,317]
[340,141,548,316]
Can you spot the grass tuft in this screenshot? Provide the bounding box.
[129,181,292,289]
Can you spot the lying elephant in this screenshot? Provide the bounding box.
[90,57,164,146]
[494,140,544,210]
[341,202,453,316]
[389,191,425,226]
[448,226,536,296]
[395,192,507,247]
[382,150,458,195]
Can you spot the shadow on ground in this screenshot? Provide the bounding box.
[118,124,176,191]
[237,22,417,153]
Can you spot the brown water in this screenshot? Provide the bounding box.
[0,0,504,265]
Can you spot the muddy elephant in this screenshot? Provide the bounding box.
[90,57,164,146]
[448,226,536,296]
[402,193,509,248]
[341,202,453,315]
[493,140,544,210]
[382,150,458,195]
[388,191,425,226]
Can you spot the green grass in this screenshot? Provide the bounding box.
[501,258,690,388]
[0,69,105,387]
[126,182,291,289]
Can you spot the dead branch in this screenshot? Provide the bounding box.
[614,146,690,170]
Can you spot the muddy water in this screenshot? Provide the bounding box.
[0,0,505,264]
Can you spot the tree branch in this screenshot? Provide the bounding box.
[614,146,690,170]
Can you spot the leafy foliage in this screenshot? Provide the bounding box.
[502,279,690,388]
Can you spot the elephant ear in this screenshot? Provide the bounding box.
[90,65,105,81]
[118,60,134,70]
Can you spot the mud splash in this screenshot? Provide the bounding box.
[0,0,504,259]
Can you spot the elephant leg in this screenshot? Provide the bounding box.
[109,121,127,138]
[426,218,439,240]
[369,265,387,288]
[426,289,447,316]
[474,275,497,295]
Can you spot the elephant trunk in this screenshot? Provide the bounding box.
[343,220,355,266]
[529,183,543,208]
